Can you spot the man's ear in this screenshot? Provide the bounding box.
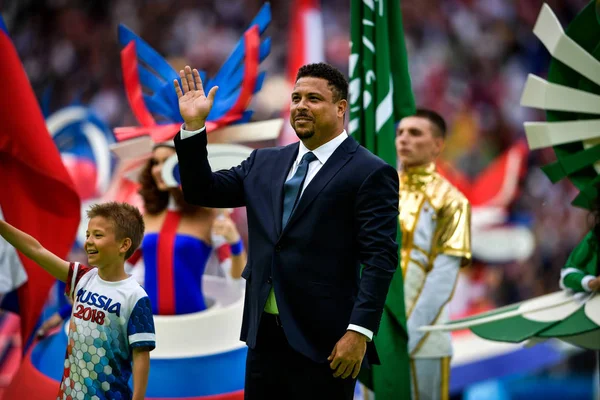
[433,136,445,158]
[337,99,348,117]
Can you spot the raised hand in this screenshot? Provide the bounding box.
[173,65,218,131]
[212,212,241,244]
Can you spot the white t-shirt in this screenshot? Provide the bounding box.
[58,263,156,400]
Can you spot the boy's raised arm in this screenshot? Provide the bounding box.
[0,220,70,282]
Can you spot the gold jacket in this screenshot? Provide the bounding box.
[399,162,471,358]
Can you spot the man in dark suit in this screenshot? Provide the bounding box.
[173,63,399,400]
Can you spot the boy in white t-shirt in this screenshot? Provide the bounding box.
[0,202,155,400]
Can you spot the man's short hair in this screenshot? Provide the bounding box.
[87,202,145,260]
[414,108,447,138]
[295,63,348,103]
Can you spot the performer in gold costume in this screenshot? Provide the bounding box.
[396,109,471,400]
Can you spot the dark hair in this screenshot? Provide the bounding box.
[295,63,348,103]
[86,202,144,260]
[414,108,447,138]
[138,156,200,216]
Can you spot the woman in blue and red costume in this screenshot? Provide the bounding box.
[134,141,247,315]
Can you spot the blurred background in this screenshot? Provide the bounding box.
[0,0,597,399]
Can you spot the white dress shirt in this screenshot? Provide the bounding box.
[181,125,373,340]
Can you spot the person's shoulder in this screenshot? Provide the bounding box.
[425,171,469,213]
[354,150,397,181]
[125,285,153,321]
[354,145,388,165]
[256,142,297,156]
[129,279,151,298]
[349,144,395,175]
[74,264,98,281]
[71,262,95,272]
[115,276,149,301]
[243,143,294,167]
[434,171,469,204]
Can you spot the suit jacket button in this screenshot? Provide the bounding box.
[275,245,282,252]
[267,277,273,284]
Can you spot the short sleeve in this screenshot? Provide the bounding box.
[433,197,472,266]
[64,263,93,301]
[127,296,156,351]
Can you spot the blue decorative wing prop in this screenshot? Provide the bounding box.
[117,2,271,131]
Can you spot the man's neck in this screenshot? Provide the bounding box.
[301,128,345,150]
[401,160,436,171]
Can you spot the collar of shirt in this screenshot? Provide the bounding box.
[295,130,348,167]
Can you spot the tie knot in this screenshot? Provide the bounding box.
[301,151,317,164]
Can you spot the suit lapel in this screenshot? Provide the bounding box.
[282,136,359,235]
[271,143,300,237]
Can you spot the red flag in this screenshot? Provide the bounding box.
[0,20,80,346]
[469,141,529,207]
[437,141,529,207]
[279,0,324,145]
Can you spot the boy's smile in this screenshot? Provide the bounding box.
[85,216,122,267]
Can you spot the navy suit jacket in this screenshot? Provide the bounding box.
[174,130,399,364]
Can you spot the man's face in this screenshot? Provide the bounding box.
[290,77,346,145]
[395,116,443,168]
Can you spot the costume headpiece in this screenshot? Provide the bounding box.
[109,3,283,189]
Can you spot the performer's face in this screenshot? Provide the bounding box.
[395,116,443,168]
[151,147,176,191]
[85,216,129,267]
[290,77,346,148]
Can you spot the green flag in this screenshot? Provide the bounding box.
[349,0,415,166]
[349,0,415,398]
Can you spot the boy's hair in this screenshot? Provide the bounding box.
[295,63,349,103]
[87,202,145,260]
[414,108,447,138]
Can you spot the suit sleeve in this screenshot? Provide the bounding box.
[350,164,399,334]
[174,128,257,208]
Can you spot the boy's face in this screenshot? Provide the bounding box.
[85,217,129,267]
